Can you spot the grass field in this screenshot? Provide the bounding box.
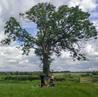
[0,80,98,97]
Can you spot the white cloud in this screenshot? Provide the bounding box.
[68,0,81,7]
[69,0,97,11]
[85,43,95,54]
[79,0,96,11]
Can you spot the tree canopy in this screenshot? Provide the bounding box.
[1,3,97,75]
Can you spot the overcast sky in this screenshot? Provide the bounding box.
[0,0,98,72]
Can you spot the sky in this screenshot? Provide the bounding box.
[0,0,98,72]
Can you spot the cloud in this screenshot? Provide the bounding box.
[69,0,97,12]
[79,0,96,11]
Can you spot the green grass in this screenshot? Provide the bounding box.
[0,81,98,97]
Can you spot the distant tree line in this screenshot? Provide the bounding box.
[0,71,98,81]
[0,72,39,75]
[0,72,40,81]
[4,75,39,81]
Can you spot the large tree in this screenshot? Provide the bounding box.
[1,3,97,75]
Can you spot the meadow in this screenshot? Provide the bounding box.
[0,72,98,97]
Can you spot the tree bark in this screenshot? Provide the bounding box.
[42,52,50,76]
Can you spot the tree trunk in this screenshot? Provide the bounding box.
[42,52,50,76]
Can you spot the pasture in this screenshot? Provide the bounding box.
[0,72,98,97]
[0,81,98,97]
